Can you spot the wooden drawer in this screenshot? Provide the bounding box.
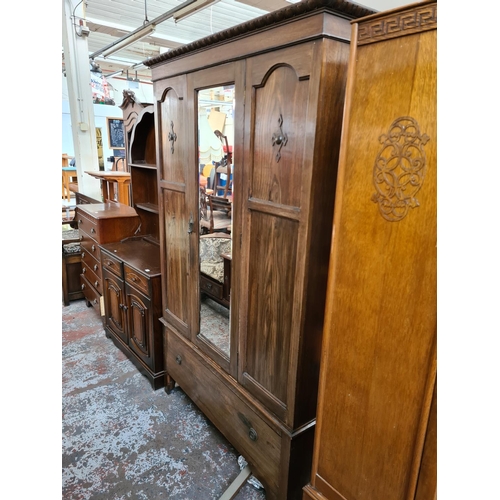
[81,274,101,313]
[77,213,100,240]
[101,250,123,278]
[200,274,223,300]
[81,261,102,294]
[80,234,101,260]
[81,244,100,273]
[124,264,149,295]
[166,328,281,492]
[81,250,101,278]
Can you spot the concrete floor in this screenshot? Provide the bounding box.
[62,298,267,500]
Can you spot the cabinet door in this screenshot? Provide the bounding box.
[125,283,154,369]
[103,269,127,343]
[156,75,192,337]
[239,43,318,423]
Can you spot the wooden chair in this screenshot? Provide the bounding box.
[200,186,232,234]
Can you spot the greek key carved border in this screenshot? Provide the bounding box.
[358,4,437,45]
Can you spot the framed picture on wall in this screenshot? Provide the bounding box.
[106,117,125,149]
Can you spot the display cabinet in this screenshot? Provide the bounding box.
[145,1,375,498]
[303,2,437,500]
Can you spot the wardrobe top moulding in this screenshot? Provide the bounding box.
[144,0,375,85]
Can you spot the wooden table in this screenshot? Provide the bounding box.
[62,167,77,202]
[84,171,131,206]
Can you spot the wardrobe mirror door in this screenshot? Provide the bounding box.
[197,84,235,362]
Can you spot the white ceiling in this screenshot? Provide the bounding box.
[64,0,410,81]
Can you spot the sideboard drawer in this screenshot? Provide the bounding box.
[124,264,149,295]
[101,250,123,278]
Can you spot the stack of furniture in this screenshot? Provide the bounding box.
[303,2,437,499]
[99,93,165,389]
[145,0,375,497]
[76,202,140,315]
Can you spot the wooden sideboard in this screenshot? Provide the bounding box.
[76,202,140,316]
[100,238,164,389]
[303,2,437,499]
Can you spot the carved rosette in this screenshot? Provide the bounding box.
[371,116,429,222]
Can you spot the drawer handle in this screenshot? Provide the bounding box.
[131,277,137,282]
[248,428,258,442]
[91,228,96,234]
[81,284,85,290]
[106,260,114,266]
[81,252,85,258]
[82,268,86,274]
[93,298,98,305]
[94,264,98,271]
[79,236,83,241]
[92,245,96,252]
[119,303,128,311]
[78,219,82,224]
[94,281,99,288]
[206,283,212,290]
[238,412,258,442]
[175,355,182,365]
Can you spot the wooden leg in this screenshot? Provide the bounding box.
[219,465,252,500]
[164,373,176,394]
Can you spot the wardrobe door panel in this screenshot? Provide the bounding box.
[240,45,316,422]
[157,77,191,336]
[162,189,190,334]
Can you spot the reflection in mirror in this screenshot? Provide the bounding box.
[198,85,234,359]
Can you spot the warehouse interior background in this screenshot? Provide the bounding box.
[1,1,498,498]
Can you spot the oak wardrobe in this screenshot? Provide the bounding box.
[303,2,437,499]
[144,0,375,498]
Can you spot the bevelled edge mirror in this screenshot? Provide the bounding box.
[197,85,235,362]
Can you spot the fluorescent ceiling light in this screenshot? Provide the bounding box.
[173,0,220,22]
[105,70,123,79]
[101,24,156,58]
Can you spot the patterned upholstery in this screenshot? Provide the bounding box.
[199,233,231,283]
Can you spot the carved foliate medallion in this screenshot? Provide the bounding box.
[371,116,429,222]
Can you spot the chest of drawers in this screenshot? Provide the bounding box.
[100,237,164,389]
[75,202,140,316]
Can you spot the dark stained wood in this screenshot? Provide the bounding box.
[101,239,164,389]
[76,202,140,313]
[304,2,437,499]
[150,2,373,498]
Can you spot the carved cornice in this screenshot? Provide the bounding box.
[144,0,375,68]
[358,3,437,45]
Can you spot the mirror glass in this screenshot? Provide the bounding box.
[197,85,235,359]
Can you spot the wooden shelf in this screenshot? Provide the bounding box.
[135,202,159,214]
[130,162,157,170]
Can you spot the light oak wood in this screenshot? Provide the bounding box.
[304,2,437,499]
